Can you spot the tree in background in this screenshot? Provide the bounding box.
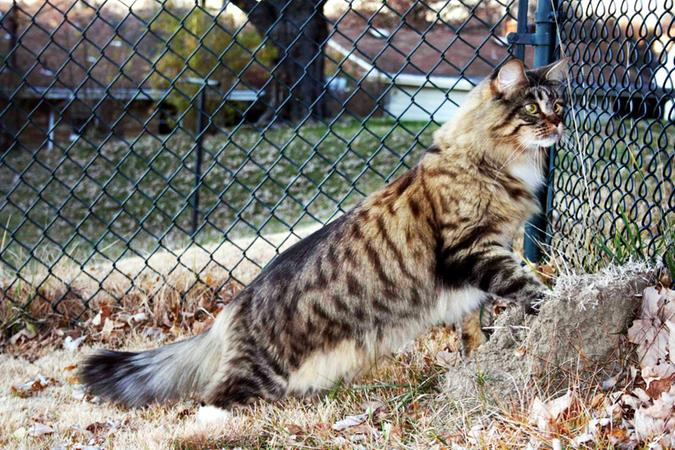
[229,0,329,124]
[0,0,21,150]
[151,2,275,131]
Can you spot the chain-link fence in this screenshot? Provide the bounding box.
[552,0,673,270]
[0,0,672,332]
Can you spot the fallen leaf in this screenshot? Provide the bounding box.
[143,327,165,341]
[573,433,594,445]
[528,391,573,434]
[633,387,651,403]
[642,390,675,420]
[72,384,86,401]
[332,436,349,446]
[362,400,387,415]
[608,426,628,444]
[10,327,36,345]
[85,419,119,439]
[645,376,674,399]
[11,375,55,398]
[195,405,231,425]
[643,363,675,387]
[85,422,108,434]
[129,312,147,323]
[641,287,663,320]
[63,335,86,352]
[537,263,556,282]
[286,424,304,436]
[28,423,54,437]
[633,408,666,442]
[332,412,368,432]
[101,319,114,336]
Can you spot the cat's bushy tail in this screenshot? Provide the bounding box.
[79,308,234,407]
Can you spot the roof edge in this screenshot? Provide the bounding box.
[327,38,480,90]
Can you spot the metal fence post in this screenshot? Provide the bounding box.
[523,0,558,263]
[192,86,207,236]
[513,0,529,61]
[184,77,219,237]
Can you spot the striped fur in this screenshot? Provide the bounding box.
[80,59,567,408]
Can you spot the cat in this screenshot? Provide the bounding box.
[81,58,567,408]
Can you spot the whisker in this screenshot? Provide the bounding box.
[497,142,528,173]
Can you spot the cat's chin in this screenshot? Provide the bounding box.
[520,135,560,150]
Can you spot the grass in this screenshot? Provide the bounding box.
[0,264,657,450]
[0,118,436,272]
[1,112,671,278]
[0,323,584,449]
[1,112,672,336]
[0,324,460,449]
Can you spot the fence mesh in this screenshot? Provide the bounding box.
[553,0,673,269]
[0,0,671,334]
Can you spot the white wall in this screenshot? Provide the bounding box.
[385,85,470,122]
[654,47,674,122]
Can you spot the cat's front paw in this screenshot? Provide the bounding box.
[521,290,546,315]
[523,300,540,315]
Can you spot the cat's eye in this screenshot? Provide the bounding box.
[553,102,564,114]
[524,103,539,115]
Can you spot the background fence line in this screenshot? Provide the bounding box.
[0,0,672,330]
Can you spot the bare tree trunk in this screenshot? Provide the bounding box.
[1,0,19,150]
[231,0,328,125]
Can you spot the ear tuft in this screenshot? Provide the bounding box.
[495,59,528,95]
[542,58,569,82]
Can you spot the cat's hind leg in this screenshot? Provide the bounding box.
[460,310,487,357]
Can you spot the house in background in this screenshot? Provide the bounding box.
[327,12,674,124]
[326,13,519,122]
[0,1,263,151]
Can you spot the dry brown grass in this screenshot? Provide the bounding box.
[1,226,321,351]
[0,223,667,449]
[1,322,621,450]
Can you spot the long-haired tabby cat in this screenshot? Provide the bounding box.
[81,58,567,408]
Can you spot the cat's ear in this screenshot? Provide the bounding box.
[494,59,528,95]
[536,58,569,83]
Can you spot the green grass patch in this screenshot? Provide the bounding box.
[0,118,437,271]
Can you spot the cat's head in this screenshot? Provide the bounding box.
[487,58,568,150]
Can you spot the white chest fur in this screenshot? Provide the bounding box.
[509,159,544,192]
[435,286,486,324]
[285,287,486,395]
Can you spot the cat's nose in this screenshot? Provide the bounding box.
[548,122,563,137]
[550,118,562,127]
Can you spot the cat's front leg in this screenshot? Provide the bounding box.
[441,245,546,313]
[469,246,546,313]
